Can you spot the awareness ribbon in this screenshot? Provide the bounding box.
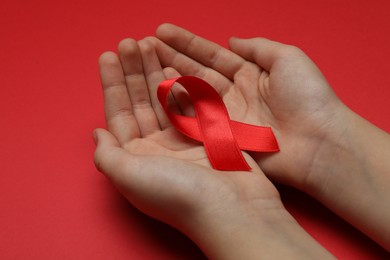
[157,76,279,171]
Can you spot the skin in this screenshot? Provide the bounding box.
[151,23,390,250]
[94,23,390,257]
[94,39,332,259]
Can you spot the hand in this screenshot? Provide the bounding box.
[150,23,348,192]
[93,38,333,259]
[151,24,390,250]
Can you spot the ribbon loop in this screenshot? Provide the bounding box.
[157,76,279,171]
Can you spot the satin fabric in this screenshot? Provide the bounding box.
[158,76,279,171]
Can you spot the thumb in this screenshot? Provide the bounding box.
[93,128,133,182]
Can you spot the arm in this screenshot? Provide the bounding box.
[152,23,390,250]
[305,106,390,248]
[94,37,334,259]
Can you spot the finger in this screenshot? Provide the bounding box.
[98,51,140,144]
[228,37,298,71]
[93,128,159,195]
[93,128,142,191]
[137,38,171,129]
[118,39,160,136]
[160,67,183,116]
[93,129,129,177]
[162,67,195,117]
[156,23,245,81]
[93,128,207,221]
[150,36,231,95]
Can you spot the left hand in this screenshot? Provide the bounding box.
[149,24,347,192]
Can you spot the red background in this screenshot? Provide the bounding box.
[1,0,390,259]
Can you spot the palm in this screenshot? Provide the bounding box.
[153,24,343,188]
[95,37,283,233]
[123,127,206,163]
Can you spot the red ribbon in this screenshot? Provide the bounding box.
[157,76,279,171]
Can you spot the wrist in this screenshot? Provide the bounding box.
[302,106,390,249]
[184,199,333,259]
[300,102,354,196]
